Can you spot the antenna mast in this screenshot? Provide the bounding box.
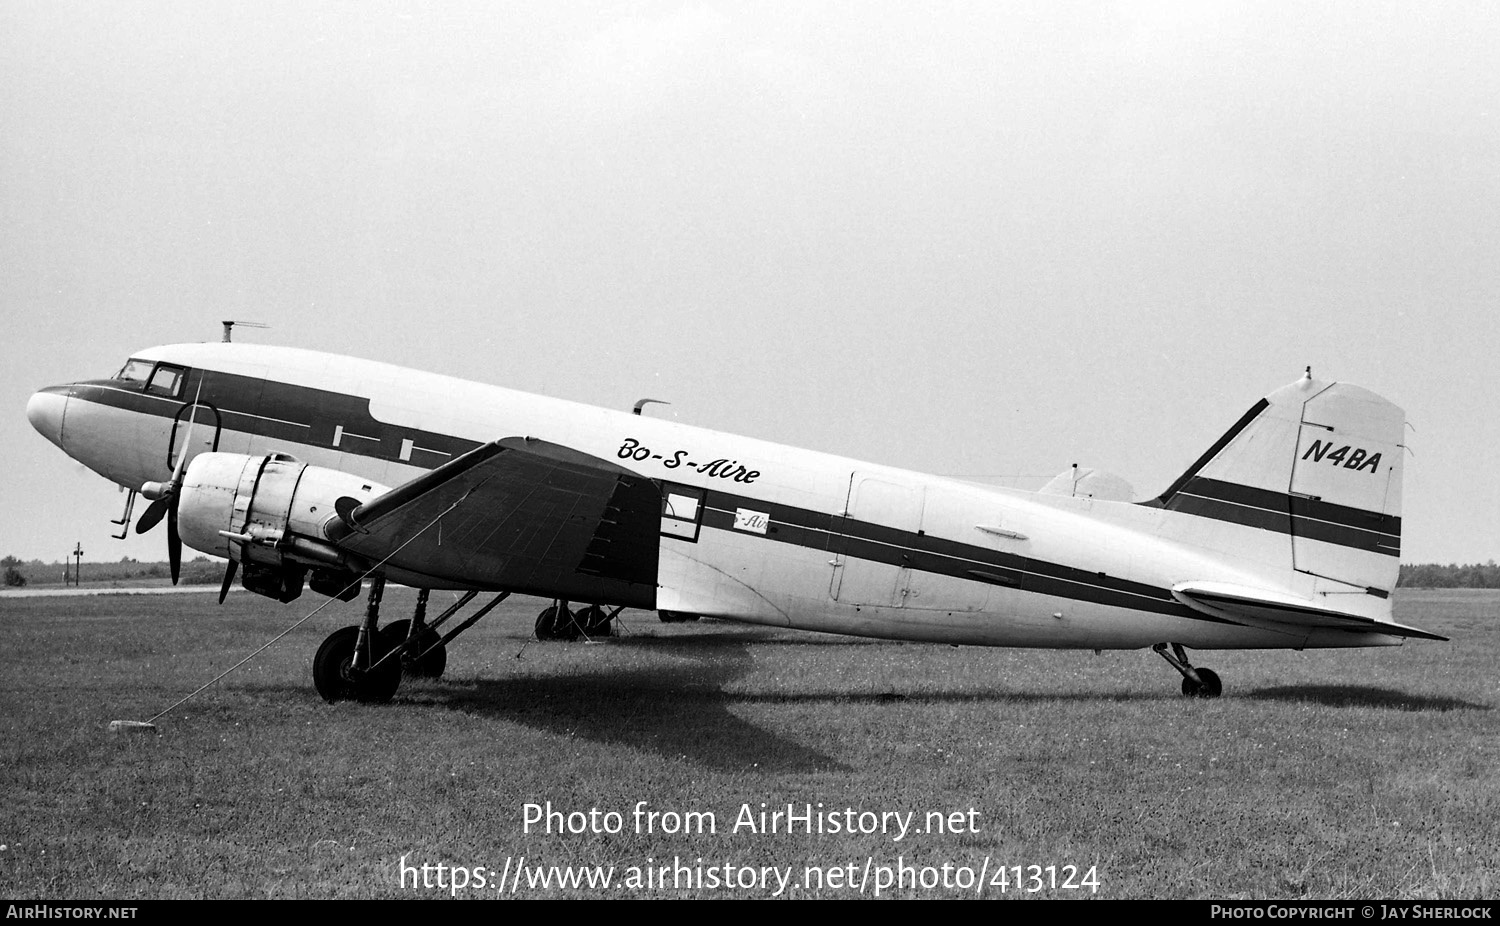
[221,320,271,342]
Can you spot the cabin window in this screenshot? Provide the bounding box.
[661,484,706,542]
[144,363,187,398]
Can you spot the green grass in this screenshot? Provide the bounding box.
[0,588,1495,899]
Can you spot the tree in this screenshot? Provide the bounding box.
[1397,561,1500,588]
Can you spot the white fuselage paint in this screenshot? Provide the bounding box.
[45,343,1404,652]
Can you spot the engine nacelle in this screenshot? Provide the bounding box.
[177,452,389,601]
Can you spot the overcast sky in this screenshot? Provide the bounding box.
[3,1,1497,567]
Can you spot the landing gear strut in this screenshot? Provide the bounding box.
[535,599,579,640]
[313,575,401,703]
[375,588,446,679]
[535,600,622,640]
[313,581,509,703]
[575,605,618,637]
[1153,642,1223,698]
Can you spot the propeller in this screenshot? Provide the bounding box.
[136,383,204,584]
[135,464,187,584]
[217,557,238,604]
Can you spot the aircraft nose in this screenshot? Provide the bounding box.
[27,387,69,450]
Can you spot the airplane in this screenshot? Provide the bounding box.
[26,341,1444,703]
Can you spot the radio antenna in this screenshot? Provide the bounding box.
[221,320,270,342]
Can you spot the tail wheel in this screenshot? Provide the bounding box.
[313,625,401,704]
[1182,667,1223,698]
[378,619,447,679]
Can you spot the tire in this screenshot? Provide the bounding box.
[1181,667,1223,699]
[313,625,401,704]
[536,605,579,641]
[535,608,556,640]
[378,619,447,679]
[577,605,613,637]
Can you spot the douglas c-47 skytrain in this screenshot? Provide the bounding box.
[26,341,1444,702]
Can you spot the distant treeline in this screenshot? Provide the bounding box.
[2,554,219,587]
[1398,561,1500,588]
[4,555,1497,590]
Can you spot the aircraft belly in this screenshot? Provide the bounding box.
[775,584,1348,649]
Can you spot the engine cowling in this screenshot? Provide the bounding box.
[177,452,389,602]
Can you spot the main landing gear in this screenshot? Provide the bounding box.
[1153,642,1223,698]
[534,600,622,641]
[313,577,511,703]
[379,588,447,679]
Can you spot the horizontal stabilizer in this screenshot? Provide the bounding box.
[1171,581,1446,641]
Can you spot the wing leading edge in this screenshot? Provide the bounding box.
[325,437,661,607]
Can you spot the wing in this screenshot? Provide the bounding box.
[1171,581,1447,641]
[325,437,661,606]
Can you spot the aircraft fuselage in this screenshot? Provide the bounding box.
[28,342,1410,653]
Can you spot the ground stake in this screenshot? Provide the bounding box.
[108,720,158,734]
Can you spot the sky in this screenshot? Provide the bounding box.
[2,1,1497,567]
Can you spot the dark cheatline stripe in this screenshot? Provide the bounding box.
[69,370,1249,625]
[1195,478,1402,535]
[697,490,1226,622]
[1166,477,1400,557]
[69,372,482,466]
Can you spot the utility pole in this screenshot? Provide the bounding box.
[73,542,83,587]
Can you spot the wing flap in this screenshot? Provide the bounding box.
[1172,581,1446,641]
[326,437,661,605]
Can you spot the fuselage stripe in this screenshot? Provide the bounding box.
[1165,477,1400,556]
[69,370,1238,626]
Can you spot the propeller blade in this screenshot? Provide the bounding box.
[136,497,169,534]
[218,558,238,604]
[169,379,206,483]
[167,502,181,585]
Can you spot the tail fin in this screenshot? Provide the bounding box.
[1149,371,1404,595]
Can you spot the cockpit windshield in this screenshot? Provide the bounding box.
[116,358,154,383]
[114,358,187,397]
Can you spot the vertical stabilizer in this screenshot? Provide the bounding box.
[1150,374,1403,594]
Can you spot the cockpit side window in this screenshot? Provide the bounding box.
[144,363,186,398]
[116,359,154,384]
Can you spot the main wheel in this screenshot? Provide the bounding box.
[313,625,401,703]
[536,605,580,641]
[576,605,613,637]
[378,619,447,679]
[1181,667,1223,699]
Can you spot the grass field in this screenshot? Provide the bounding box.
[0,587,1494,899]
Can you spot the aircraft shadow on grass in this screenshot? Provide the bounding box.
[234,668,1487,778]
[389,637,851,773]
[239,631,1485,769]
[1242,684,1489,712]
